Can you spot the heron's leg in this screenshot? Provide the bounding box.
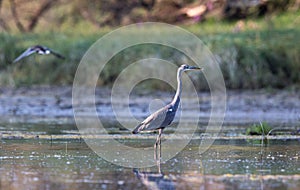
[156,157,161,174]
[157,129,162,160]
[155,129,162,145]
[159,142,161,159]
[154,142,157,160]
[154,129,162,160]
[154,131,159,160]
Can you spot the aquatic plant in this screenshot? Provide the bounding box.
[246,122,272,136]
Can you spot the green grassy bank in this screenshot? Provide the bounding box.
[0,12,299,90]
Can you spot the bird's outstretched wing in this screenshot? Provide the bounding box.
[13,45,65,63]
[13,47,36,63]
[48,48,65,59]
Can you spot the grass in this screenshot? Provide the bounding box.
[246,122,272,136]
[0,11,299,89]
[0,32,101,86]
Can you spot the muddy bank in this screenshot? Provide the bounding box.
[0,86,299,126]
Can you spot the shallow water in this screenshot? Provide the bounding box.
[0,122,299,190]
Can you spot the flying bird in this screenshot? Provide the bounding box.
[13,45,65,63]
[132,64,202,156]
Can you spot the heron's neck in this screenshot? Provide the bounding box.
[171,69,182,106]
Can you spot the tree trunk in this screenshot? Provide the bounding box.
[27,0,57,31]
[10,0,26,32]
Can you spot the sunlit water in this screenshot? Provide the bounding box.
[0,122,299,190]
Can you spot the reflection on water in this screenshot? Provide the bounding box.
[0,122,299,189]
[133,160,175,190]
[0,137,299,190]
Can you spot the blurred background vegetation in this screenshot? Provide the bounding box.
[0,0,299,90]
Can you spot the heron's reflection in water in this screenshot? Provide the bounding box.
[133,160,175,190]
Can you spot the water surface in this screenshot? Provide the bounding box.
[1,122,299,190]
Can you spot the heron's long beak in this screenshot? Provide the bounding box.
[189,66,202,70]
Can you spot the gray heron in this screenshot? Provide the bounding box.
[132,64,202,157]
[13,45,65,63]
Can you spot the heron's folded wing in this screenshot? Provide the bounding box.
[139,107,168,131]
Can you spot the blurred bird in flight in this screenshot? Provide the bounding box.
[13,45,65,63]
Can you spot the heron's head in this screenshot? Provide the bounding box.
[180,64,202,71]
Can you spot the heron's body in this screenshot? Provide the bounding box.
[132,97,180,134]
[13,45,65,63]
[132,64,202,157]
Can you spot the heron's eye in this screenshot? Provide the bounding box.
[184,65,188,69]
